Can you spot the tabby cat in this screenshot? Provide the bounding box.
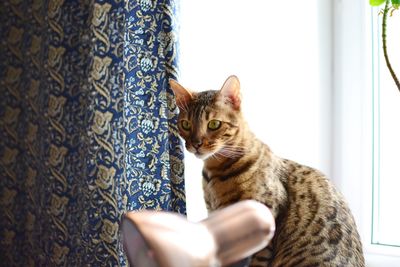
[169,76,365,267]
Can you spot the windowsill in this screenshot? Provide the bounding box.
[366,253,400,267]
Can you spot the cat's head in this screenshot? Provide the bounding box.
[169,75,244,160]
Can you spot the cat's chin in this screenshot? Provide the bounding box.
[188,147,218,160]
[194,152,208,160]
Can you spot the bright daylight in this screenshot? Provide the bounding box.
[0,0,399,266]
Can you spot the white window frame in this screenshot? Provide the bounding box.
[332,0,400,265]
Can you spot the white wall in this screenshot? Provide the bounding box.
[179,0,333,222]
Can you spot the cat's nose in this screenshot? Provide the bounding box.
[191,139,203,149]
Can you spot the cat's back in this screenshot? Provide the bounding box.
[270,159,365,267]
[201,138,365,266]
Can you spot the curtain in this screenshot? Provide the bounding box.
[0,0,185,266]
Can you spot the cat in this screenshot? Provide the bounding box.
[169,75,365,267]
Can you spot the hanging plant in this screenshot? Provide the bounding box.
[370,0,400,93]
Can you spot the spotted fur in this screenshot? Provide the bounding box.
[169,76,365,267]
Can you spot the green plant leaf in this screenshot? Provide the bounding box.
[370,0,386,6]
[392,0,400,8]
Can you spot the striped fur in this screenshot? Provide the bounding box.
[170,76,365,267]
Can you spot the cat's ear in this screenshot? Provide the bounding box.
[169,79,193,110]
[219,75,241,110]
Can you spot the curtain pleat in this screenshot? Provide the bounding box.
[0,0,185,265]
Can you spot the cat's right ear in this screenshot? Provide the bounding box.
[220,75,241,110]
[169,79,193,110]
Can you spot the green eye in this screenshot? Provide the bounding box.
[181,120,191,130]
[208,120,221,130]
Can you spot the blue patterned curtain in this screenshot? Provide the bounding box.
[0,0,185,266]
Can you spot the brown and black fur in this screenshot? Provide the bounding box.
[169,76,365,267]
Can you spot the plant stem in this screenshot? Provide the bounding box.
[382,0,400,93]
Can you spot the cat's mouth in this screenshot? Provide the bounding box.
[191,147,213,160]
[187,143,220,160]
[193,147,221,160]
[194,150,209,159]
[193,145,245,160]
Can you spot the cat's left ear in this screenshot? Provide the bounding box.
[220,75,241,110]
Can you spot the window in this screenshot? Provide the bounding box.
[333,1,400,265]
[371,4,400,251]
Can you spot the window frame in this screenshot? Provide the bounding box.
[332,0,400,264]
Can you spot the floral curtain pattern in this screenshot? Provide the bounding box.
[0,0,185,266]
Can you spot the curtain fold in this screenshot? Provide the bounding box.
[0,0,185,266]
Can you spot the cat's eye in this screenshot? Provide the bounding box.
[208,120,221,130]
[181,120,191,131]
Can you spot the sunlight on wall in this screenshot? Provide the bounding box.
[179,0,332,221]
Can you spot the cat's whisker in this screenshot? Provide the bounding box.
[218,148,243,155]
[211,153,223,162]
[221,143,246,148]
[214,152,229,159]
[215,150,241,159]
[208,144,247,159]
[220,147,246,154]
[210,143,246,150]
[220,144,248,152]
[219,147,247,155]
